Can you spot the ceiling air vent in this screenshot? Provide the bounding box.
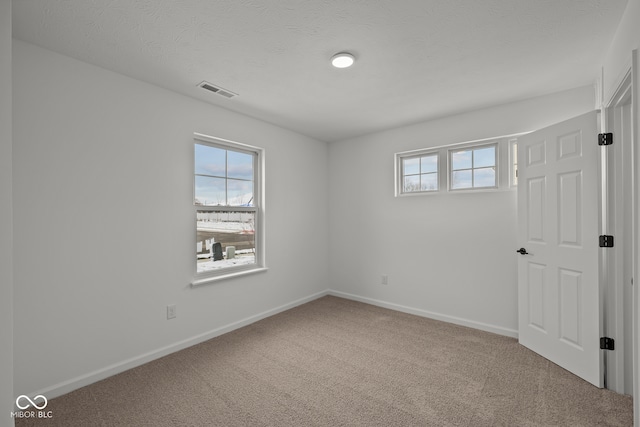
[198,81,238,99]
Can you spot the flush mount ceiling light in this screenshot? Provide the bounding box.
[331,52,355,68]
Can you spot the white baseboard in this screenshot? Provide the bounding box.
[29,290,330,402]
[327,289,518,338]
[26,288,517,403]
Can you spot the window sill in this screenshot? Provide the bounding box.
[397,186,515,198]
[191,267,268,287]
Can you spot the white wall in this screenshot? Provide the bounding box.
[328,86,595,335]
[0,1,14,426]
[603,0,640,102]
[12,40,329,398]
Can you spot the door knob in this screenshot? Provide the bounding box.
[516,248,529,255]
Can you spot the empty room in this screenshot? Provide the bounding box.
[2,0,640,426]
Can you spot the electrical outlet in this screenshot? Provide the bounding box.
[167,304,177,320]
[381,275,388,285]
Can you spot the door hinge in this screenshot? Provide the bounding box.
[600,337,615,350]
[598,133,613,146]
[599,235,614,248]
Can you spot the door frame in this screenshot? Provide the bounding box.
[602,63,633,394]
[632,48,639,427]
[601,50,638,421]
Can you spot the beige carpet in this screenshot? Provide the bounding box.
[16,296,633,426]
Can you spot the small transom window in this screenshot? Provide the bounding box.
[401,153,439,193]
[449,144,497,190]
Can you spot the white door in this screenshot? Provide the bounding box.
[517,111,602,387]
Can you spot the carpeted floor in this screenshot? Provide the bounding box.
[16,296,633,426]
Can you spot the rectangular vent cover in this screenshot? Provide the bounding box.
[198,81,238,99]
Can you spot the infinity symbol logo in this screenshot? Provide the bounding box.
[16,395,48,410]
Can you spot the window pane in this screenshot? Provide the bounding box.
[474,167,496,187]
[404,175,420,192]
[195,175,226,205]
[195,144,226,177]
[452,150,472,170]
[474,146,496,168]
[420,173,438,191]
[452,170,472,189]
[227,179,254,206]
[227,151,254,180]
[403,157,420,175]
[421,155,438,173]
[512,143,518,186]
[197,210,256,273]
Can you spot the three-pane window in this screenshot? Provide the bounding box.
[396,138,518,196]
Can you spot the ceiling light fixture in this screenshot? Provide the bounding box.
[331,52,355,68]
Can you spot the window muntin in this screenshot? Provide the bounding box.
[195,144,255,206]
[194,135,263,279]
[450,144,497,190]
[401,153,438,193]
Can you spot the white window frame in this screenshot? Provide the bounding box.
[509,138,519,187]
[395,133,527,197]
[448,142,498,191]
[398,151,440,195]
[192,133,266,286]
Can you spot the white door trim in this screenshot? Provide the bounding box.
[602,66,633,394]
[631,48,639,427]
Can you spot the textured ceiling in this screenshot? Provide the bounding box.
[12,0,628,142]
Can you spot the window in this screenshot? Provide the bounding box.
[510,139,518,186]
[193,133,264,283]
[449,144,497,190]
[395,134,524,197]
[401,153,439,193]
